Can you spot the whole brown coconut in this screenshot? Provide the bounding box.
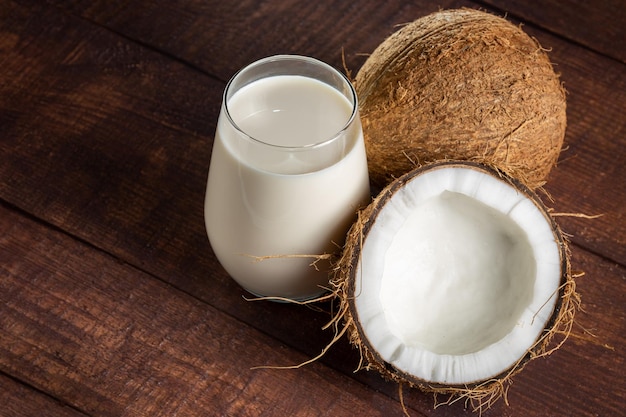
[356,8,567,190]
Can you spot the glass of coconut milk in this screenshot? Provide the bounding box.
[205,55,370,301]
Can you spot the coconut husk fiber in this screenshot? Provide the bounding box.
[356,8,567,190]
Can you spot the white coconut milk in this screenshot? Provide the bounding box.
[205,75,370,299]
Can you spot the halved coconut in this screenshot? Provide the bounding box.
[333,160,575,409]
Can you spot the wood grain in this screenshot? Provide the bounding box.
[41,0,457,81]
[0,374,88,417]
[0,204,408,417]
[1,0,624,416]
[483,0,626,63]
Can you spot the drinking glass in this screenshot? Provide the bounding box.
[204,55,370,300]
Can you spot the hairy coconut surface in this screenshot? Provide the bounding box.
[355,8,567,190]
[331,161,577,411]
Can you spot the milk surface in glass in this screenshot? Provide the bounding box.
[205,74,370,300]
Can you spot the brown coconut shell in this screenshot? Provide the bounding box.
[355,8,567,190]
[331,161,578,411]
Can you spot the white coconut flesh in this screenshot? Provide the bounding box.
[353,165,562,385]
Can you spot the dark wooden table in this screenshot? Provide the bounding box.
[1,1,624,416]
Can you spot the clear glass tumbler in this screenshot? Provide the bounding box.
[204,55,370,301]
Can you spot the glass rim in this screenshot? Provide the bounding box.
[222,54,359,151]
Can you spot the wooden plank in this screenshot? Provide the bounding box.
[0,0,221,279]
[0,204,408,417]
[0,374,88,417]
[41,0,459,81]
[539,33,626,265]
[482,0,626,63]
